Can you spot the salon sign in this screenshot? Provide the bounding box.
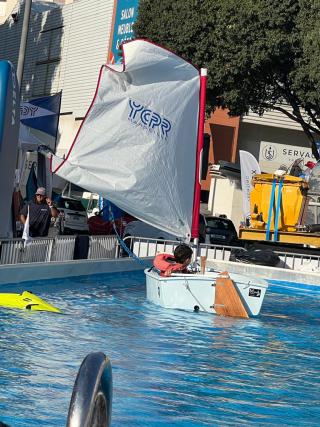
[108,0,140,64]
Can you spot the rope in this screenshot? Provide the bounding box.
[183,276,208,313]
[108,207,149,267]
[105,208,209,311]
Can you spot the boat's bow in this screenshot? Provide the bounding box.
[0,291,61,313]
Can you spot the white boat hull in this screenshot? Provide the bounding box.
[145,269,268,317]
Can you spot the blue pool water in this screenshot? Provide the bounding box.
[0,271,319,426]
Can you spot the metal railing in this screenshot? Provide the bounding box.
[126,236,179,258]
[0,235,117,265]
[126,236,243,260]
[22,237,54,263]
[88,236,117,260]
[198,243,243,261]
[0,239,25,264]
[126,237,320,271]
[0,237,54,264]
[200,244,320,271]
[275,250,320,270]
[49,236,76,261]
[1,234,320,271]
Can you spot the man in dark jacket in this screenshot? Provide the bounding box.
[20,187,59,237]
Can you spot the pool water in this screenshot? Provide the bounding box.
[0,271,319,426]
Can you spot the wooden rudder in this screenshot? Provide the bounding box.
[214,272,249,318]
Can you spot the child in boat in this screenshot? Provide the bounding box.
[153,243,193,276]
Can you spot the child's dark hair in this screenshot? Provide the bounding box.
[174,244,193,264]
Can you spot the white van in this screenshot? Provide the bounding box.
[56,197,89,234]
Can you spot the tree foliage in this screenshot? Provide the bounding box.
[135,0,320,158]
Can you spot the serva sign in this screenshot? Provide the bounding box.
[259,141,315,172]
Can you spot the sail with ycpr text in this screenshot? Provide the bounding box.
[51,40,201,239]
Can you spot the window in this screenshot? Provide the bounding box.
[57,199,86,212]
[33,27,63,96]
[206,218,234,231]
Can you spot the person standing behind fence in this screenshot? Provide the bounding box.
[20,187,59,237]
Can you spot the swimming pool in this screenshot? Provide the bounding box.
[0,271,319,426]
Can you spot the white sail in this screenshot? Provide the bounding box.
[239,150,261,222]
[52,40,200,239]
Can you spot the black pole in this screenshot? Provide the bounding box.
[17,0,32,91]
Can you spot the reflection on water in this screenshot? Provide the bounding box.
[0,271,319,426]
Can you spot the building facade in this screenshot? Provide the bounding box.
[204,106,316,229]
[0,0,114,157]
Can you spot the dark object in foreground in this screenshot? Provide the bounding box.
[73,235,90,260]
[67,352,113,427]
[230,248,280,267]
[305,224,320,233]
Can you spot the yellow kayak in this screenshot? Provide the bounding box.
[0,290,61,313]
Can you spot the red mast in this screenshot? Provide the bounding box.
[191,68,207,240]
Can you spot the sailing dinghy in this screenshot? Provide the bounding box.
[145,269,268,317]
[49,39,268,317]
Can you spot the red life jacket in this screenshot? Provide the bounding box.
[153,253,185,277]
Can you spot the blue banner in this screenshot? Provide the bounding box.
[0,61,19,151]
[0,62,9,150]
[20,92,61,137]
[108,0,140,64]
[0,60,19,237]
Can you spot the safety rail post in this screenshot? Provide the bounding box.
[163,241,167,253]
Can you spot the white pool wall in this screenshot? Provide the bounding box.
[0,258,153,285]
